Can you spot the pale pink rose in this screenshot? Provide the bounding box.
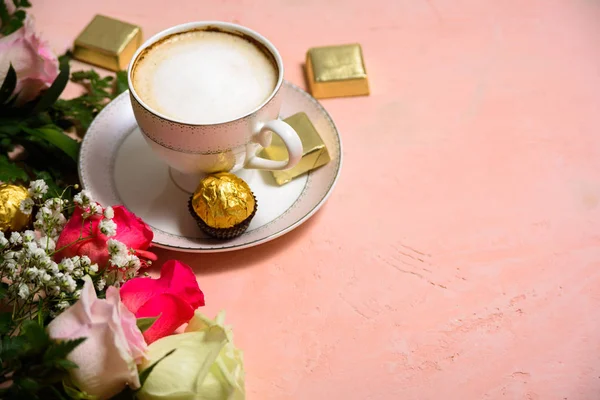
[47,276,147,400]
[0,17,59,105]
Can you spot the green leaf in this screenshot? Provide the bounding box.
[31,62,70,114]
[63,378,98,400]
[114,70,128,97]
[0,64,17,104]
[21,126,80,161]
[58,50,73,66]
[22,320,50,353]
[43,338,86,365]
[54,359,78,370]
[138,349,176,388]
[136,315,160,333]
[16,377,39,392]
[0,155,28,182]
[1,335,28,360]
[0,312,13,335]
[0,282,8,300]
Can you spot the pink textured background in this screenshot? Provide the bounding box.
[35,0,600,398]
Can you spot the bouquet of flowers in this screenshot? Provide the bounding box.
[0,3,245,399]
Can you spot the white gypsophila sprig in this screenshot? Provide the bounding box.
[28,179,48,199]
[9,232,22,245]
[73,190,92,208]
[82,202,103,219]
[0,232,8,249]
[96,278,106,291]
[19,198,34,215]
[103,206,114,219]
[99,218,117,237]
[38,235,56,252]
[107,239,128,257]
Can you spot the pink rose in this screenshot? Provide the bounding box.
[120,260,205,344]
[0,17,59,105]
[54,205,157,268]
[47,276,147,399]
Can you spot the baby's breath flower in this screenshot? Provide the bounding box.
[48,262,59,275]
[43,198,63,212]
[17,284,29,299]
[57,301,70,310]
[73,190,92,208]
[61,275,77,293]
[41,272,52,283]
[107,239,128,257]
[28,180,48,199]
[89,263,99,273]
[73,289,82,299]
[0,235,8,248]
[88,202,102,216]
[9,232,22,245]
[31,248,47,261]
[59,258,75,273]
[79,256,91,268]
[125,254,141,270]
[103,206,114,219]
[96,278,106,291]
[22,230,35,243]
[38,236,56,252]
[19,198,34,215]
[99,219,117,237]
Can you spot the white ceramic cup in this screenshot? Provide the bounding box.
[127,21,303,183]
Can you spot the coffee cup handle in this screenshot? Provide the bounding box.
[245,120,303,170]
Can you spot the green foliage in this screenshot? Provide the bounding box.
[0,320,85,400]
[136,315,159,333]
[0,0,30,36]
[138,349,176,387]
[51,68,128,133]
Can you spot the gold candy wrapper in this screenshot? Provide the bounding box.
[0,184,31,232]
[306,43,369,99]
[261,112,331,185]
[191,173,256,229]
[73,15,143,71]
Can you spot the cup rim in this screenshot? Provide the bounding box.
[127,21,284,127]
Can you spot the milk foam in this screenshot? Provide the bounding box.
[133,30,278,124]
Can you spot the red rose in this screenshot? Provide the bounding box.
[54,205,156,267]
[120,260,205,344]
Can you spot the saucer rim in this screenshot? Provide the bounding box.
[79,80,343,253]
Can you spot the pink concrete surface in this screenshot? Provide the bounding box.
[33,0,600,398]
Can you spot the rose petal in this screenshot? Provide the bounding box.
[135,293,195,344]
[120,260,204,314]
[54,207,108,266]
[106,286,147,363]
[112,206,154,252]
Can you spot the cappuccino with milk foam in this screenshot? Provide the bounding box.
[132,30,278,124]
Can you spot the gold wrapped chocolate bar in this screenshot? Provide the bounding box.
[188,173,257,239]
[0,184,31,232]
[73,15,143,71]
[306,43,369,99]
[261,112,331,185]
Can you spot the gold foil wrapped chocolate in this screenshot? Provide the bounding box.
[0,184,31,232]
[261,112,331,185]
[306,43,369,99]
[73,15,143,71]
[191,173,256,229]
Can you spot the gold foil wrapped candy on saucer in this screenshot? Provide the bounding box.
[0,184,32,232]
[188,172,257,239]
[260,112,331,185]
[306,43,369,99]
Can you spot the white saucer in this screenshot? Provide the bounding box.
[78,81,342,252]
